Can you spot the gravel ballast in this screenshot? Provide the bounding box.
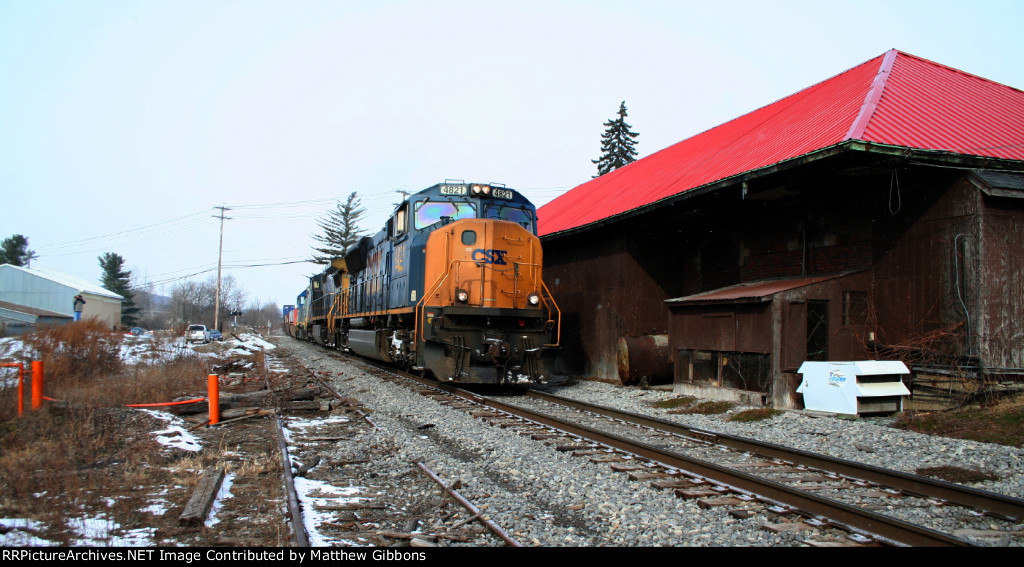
[284,339,1024,547]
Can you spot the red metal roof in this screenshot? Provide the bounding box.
[539,50,1024,236]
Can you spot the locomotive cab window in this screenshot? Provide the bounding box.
[414,200,476,230]
[461,230,477,246]
[392,204,408,237]
[484,204,535,233]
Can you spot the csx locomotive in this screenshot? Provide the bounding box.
[284,181,560,384]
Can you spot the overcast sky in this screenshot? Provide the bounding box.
[2,0,1023,314]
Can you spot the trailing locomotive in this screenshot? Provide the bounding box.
[284,181,560,384]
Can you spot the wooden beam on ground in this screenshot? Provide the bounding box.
[179,464,226,526]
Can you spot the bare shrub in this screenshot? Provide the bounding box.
[18,320,123,406]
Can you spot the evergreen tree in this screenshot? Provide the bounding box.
[99,252,140,326]
[310,192,367,264]
[592,101,640,177]
[0,234,39,267]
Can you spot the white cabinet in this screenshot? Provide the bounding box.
[797,361,911,415]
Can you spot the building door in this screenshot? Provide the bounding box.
[806,300,829,361]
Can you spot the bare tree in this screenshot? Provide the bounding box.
[168,274,257,332]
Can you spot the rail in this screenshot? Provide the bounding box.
[275,416,310,547]
[527,390,1024,522]
[386,369,972,546]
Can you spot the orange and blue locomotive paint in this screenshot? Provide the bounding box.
[286,182,560,384]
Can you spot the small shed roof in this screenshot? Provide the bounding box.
[666,274,848,306]
[539,50,1024,237]
[969,170,1024,199]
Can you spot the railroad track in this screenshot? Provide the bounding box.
[369,364,1023,547]
[267,354,522,548]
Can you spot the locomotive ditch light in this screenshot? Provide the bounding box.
[455,288,470,303]
[527,292,541,306]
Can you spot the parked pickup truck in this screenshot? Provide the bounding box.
[185,324,211,344]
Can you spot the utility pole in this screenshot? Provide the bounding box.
[213,206,232,331]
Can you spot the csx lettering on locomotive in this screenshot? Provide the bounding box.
[471,249,508,265]
[284,182,560,385]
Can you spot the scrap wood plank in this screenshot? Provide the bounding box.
[609,464,646,472]
[627,471,671,481]
[555,444,595,452]
[651,479,704,490]
[179,464,226,526]
[762,522,817,533]
[697,497,748,509]
[588,454,628,463]
[675,489,721,499]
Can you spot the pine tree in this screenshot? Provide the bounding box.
[310,192,367,264]
[592,101,640,177]
[99,252,140,326]
[0,234,39,267]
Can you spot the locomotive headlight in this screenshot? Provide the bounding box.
[471,184,491,196]
[456,288,470,303]
[527,293,540,306]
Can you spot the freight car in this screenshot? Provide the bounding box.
[285,181,560,384]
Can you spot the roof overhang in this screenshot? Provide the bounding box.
[665,271,864,308]
[541,141,1024,243]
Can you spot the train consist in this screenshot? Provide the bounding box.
[284,181,560,384]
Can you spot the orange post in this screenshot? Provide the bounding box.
[207,374,220,425]
[31,360,43,410]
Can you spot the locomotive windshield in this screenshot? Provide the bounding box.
[414,200,477,230]
[483,204,535,232]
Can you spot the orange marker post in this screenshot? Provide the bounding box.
[31,360,43,411]
[207,374,220,425]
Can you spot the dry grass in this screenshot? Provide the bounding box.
[652,396,696,409]
[2,322,209,419]
[893,394,1024,448]
[0,323,221,544]
[667,400,736,415]
[729,408,783,422]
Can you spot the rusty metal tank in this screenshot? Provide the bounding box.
[616,334,673,386]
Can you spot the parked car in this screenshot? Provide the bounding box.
[208,329,224,341]
[129,327,145,336]
[186,324,211,344]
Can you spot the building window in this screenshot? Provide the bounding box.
[843,291,868,325]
